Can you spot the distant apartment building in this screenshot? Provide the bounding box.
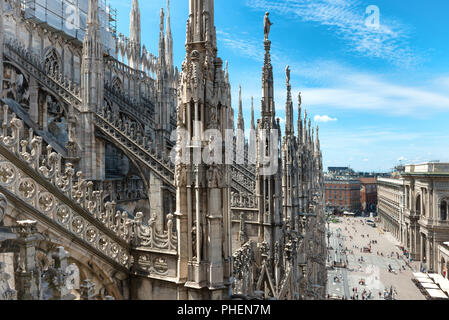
[360,178,378,213]
[378,162,449,278]
[325,179,361,212]
[325,167,380,213]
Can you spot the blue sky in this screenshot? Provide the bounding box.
[109,0,449,172]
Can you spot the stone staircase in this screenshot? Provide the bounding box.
[3,39,257,196]
[95,109,176,190]
[4,39,82,109]
[0,103,178,261]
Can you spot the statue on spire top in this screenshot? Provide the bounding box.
[286,65,291,84]
[264,12,273,41]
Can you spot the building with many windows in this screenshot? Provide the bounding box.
[377,177,404,241]
[360,177,377,214]
[378,162,449,279]
[325,179,361,213]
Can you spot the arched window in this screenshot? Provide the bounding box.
[441,201,448,221]
[416,195,421,215]
[44,49,61,76]
[112,77,123,92]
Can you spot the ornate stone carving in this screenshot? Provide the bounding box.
[0,193,6,224]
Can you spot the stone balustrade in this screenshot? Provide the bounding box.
[0,104,179,262]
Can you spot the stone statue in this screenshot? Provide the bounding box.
[298,92,302,107]
[286,65,290,84]
[264,12,273,41]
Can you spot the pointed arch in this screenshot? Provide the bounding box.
[112,76,123,92]
[44,48,62,75]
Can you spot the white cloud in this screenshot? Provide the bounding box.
[302,72,449,115]
[217,30,264,62]
[245,0,417,66]
[314,115,337,123]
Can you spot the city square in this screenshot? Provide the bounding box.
[327,216,425,300]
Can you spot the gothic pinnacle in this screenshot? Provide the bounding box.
[285,65,293,136]
[129,0,141,69]
[160,8,164,33]
[238,85,245,131]
[298,92,303,142]
[251,97,255,131]
[261,12,275,120]
[165,0,174,75]
[187,0,216,48]
[130,0,141,45]
[159,8,166,66]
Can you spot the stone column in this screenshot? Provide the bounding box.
[13,220,43,300]
[207,188,224,290]
[176,171,188,284]
[149,173,164,231]
[29,79,39,123]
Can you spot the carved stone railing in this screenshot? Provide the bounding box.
[231,192,258,210]
[3,39,82,109]
[133,212,177,252]
[231,165,256,194]
[105,56,148,80]
[0,104,178,263]
[104,82,155,126]
[4,37,258,205]
[93,178,147,203]
[95,110,176,190]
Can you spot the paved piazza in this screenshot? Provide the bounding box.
[327,217,425,300]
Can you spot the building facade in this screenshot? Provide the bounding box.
[325,179,361,213]
[377,177,404,241]
[360,177,377,214]
[0,0,327,300]
[378,163,449,279]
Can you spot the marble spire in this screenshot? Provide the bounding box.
[250,97,255,131]
[129,0,141,69]
[165,0,174,76]
[285,65,294,136]
[130,0,141,46]
[187,0,216,48]
[82,0,103,111]
[237,85,245,131]
[298,93,303,145]
[261,13,275,122]
[158,8,166,68]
